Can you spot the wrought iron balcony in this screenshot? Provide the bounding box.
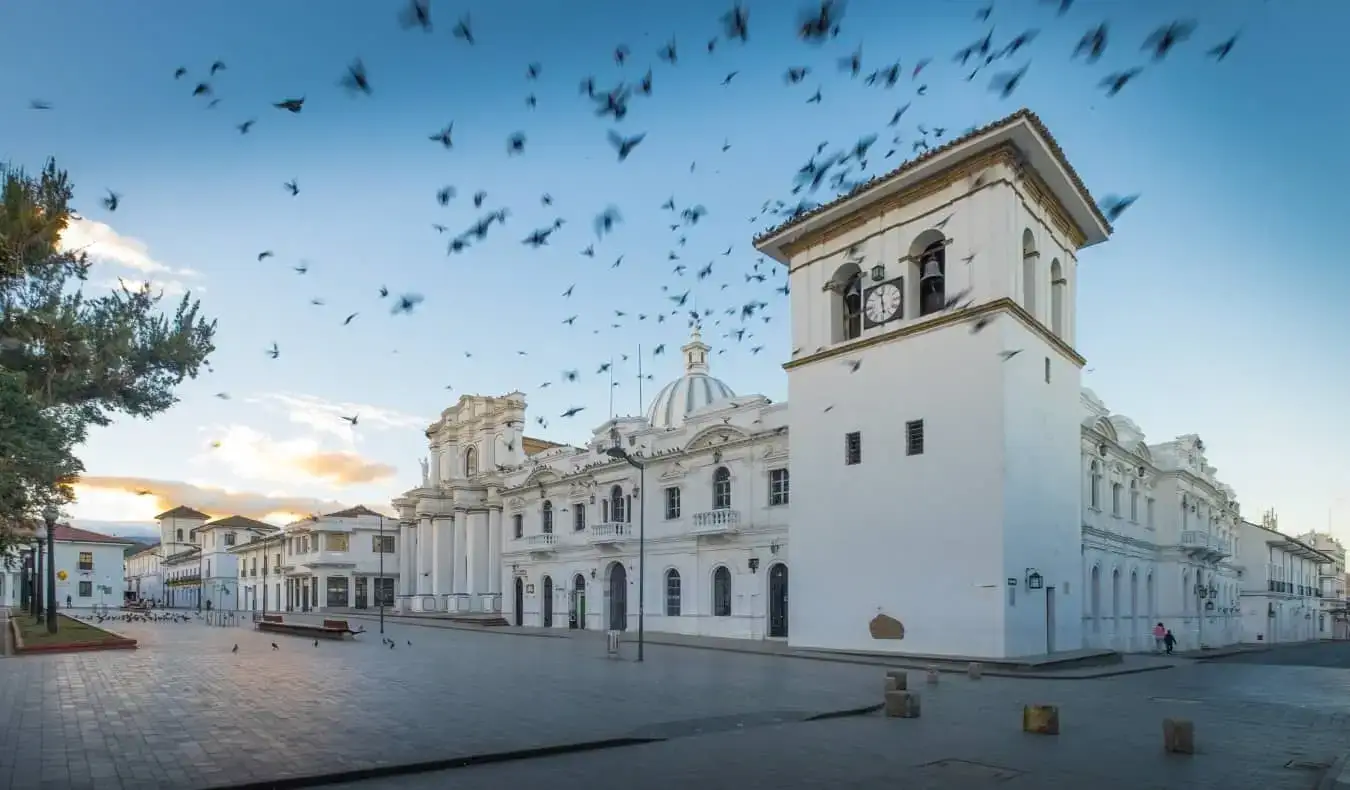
[691,509,741,535]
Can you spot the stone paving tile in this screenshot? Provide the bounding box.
[331,660,1350,790]
[0,616,881,790]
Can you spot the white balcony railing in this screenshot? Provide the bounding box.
[588,522,632,544]
[526,533,557,549]
[691,509,741,534]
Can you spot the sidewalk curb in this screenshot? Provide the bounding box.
[202,703,882,790]
[204,737,663,790]
[261,611,1173,680]
[1317,750,1350,790]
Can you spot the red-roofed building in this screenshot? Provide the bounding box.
[1,523,134,611]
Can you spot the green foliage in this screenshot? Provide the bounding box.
[0,158,217,552]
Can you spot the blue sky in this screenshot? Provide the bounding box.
[2,0,1346,539]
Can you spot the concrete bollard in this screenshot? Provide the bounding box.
[967,662,983,680]
[1022,704,1060,735]
[885,670,908,691]
[1162,718,1195,754]
[926,665,940,684]
[884,690,921,718]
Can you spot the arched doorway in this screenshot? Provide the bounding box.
[768,564,789,638]
[542,576,554,628]
[570,573,586,630]
[608,562,628,631]
[513,576,524,627]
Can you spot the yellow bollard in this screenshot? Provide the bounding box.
[1162,718,1195,754]
[884,690,921,718]
[1022,704,1060,735]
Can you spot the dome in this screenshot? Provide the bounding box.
[645,326,736,429]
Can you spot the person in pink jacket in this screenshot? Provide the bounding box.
[1153,622,1166,653]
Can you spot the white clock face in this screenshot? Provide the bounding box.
[864,283,902,325]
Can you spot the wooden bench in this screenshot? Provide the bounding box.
[255,616,356,641]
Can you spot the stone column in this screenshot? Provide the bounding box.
[487,508,502,595]
[416,516,433,595]
[431,516,454,598]
[398,521,415,599]
[428,444,441,486]
[453,511,468,595]
[470,511,490,599]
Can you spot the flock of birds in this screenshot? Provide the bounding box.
[70,610,198,625]
[27,0,1244,443]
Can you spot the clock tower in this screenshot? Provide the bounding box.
[753,109,1112,659]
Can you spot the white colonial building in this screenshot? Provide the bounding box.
[124,543,162,602]
[249,505,399,613]
[129,506,278,609]
[1294,529,1347,639]
[390,109,1326,659]
[2,525,132,609]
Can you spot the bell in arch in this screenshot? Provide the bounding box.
[920,258,944,283]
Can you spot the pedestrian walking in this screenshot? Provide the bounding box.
[1153,622,1166,653]
[1163,629,1177,655]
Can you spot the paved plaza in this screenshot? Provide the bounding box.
[1,616,1349,789]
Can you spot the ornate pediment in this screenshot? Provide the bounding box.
[685,426,748,453]
[507,496,525,510]
[660,461,688,481]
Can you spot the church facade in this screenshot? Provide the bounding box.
[391,109,1327,658]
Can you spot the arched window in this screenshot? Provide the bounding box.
[512,513,523,539]
[1111,568,1120,620]
[541,500,553,534]
[1021,228,1038,317]
[1129,480,1139,522]
[1050,259,1065,337]
[1089,461,1101,509]
[829,262,863,343]
[712,467,732,510]
[1111,482,1122,516]
[1090,565,1100,632]
[464,446,478,477]
[842,272,862,340]
[712,566,732,616]
[665,569,681,616]
[917,240,946,316]
[609,485,626,523]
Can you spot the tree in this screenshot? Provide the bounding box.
[0,159,216,553]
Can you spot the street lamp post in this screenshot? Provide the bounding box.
[42,505,58,634]
[378,515,386,635]
[605,432,646,662]
[31,535,43,620]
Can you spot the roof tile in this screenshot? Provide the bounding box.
[753,108,1110,246]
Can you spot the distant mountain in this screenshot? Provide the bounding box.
[72,520,159,540]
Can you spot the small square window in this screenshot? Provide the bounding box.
[905,420,924,456]
[844,432,861,465]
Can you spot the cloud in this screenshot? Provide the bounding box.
[72,476,392,524]
[247,392,429,441]
[58,216,198,278]
[206,424,398,487]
